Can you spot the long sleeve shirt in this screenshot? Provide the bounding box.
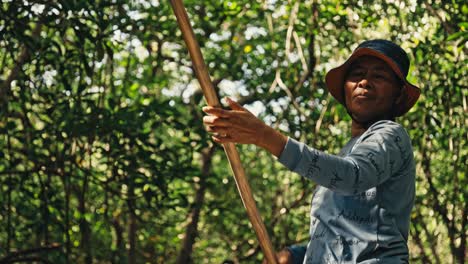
[278,120,415,264]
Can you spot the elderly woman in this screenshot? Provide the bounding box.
[203,39,420,264]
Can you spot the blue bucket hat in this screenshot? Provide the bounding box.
[325,39,421,116]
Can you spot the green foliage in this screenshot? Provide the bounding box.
[0,0,466,263]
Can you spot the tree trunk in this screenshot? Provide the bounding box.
[128,188,137,264]
[79,146,92,264]
[6,131,12,254]
[175,146,216,264]
[64,154,71,263]
[128,211,137,264]
[112,215,125,263]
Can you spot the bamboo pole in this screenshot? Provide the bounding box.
[169,1,278,263]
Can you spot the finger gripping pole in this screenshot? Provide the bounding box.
[169,1,278,263]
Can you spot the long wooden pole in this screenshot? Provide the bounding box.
[169,1,278,263]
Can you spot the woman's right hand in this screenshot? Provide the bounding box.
[202,97,287,157]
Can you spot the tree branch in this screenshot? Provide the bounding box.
[0,244,61,264]
[0,23,42,107]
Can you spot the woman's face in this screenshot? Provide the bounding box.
[344,56,402,123]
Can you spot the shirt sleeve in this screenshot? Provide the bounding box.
[278,120,412,195]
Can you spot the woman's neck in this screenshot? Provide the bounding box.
[350,112,394,138]
[351,120,368,137]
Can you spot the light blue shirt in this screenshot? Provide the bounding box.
[279,120,415,264]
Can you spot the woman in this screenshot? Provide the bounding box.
[203,39,420,264]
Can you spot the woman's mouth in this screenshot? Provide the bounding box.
[355,95,370,99]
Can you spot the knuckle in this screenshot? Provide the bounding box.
[211,117,220,125]
[208,116,219,124]
[222,109,231,117]
[202,116,211,123]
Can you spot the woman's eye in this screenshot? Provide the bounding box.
[350,70,364,77]
[375,74,390,81]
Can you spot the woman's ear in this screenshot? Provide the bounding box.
[392,85,407,118]
[394,85,407,106]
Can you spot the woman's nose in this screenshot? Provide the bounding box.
[357,78,369,88]
[357,70,374,89]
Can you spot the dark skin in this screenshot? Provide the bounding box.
[344,56,404,137]
[203,55,404,263]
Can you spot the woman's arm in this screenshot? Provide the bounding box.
[277,121,412,194]
[203,98,413,194]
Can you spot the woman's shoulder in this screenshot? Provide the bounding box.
[361,120,412,147]
[366,120,409,138]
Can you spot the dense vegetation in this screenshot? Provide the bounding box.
[0,0,466,263]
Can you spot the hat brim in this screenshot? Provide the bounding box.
[325,48,421,116]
